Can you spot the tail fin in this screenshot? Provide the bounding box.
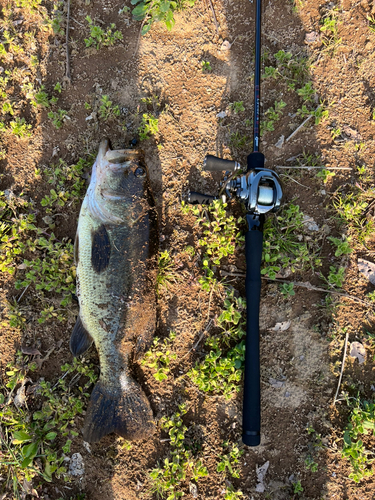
[82,375,154,443]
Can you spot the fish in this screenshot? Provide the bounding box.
[70,139,158,443]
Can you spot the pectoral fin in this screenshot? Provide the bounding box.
[70,316,93,356]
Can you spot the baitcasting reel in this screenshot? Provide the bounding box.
[189,153,282,219]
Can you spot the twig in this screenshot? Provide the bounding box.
[265,278,372,307]
[285,108,320,143]
[182,319,214,359]
[220,271,372,306]
[207,0,219,34]
[65,0,71,83]
[280,173,311,189]
[17,283,30,303]
[275,165,352,170]
[333,329,349,404]
[207,286,214,322]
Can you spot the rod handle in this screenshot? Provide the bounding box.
[242,226,263,447]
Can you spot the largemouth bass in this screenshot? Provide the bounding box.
[71,139,157,443]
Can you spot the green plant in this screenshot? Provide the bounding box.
[261,100,286,135]
[229,131,248,149]
[262,203,322,279]
[326,266,346,288]
[149,403,208,499]
[99,95,120,120]
[229,101,245,113]
[47,109,67,129]
[201,60,211,72]
[84,16,123,49]
[297,82,315,102]
[292,480,303,495]
[280,282,295,297]
[142,331,177,381]
[157,250,178,292]
[320,9,341,48]
[0,356,97,496]
[297,104,329,125]
[342,399,375,482]
[138,113,159,140]
[181,200,241,291]
[316,168,335,184]
[304,456,318,472]
[328,236,352,257]
[188,291,246,398]
[132,0,196,35]
[9,118,32,138]
[224,487,244,500]
[217,442,243,478]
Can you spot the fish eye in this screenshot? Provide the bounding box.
[134,167,146,178]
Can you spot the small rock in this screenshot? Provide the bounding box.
[275,135,284,148]
[285,392,291,398]
[303,215,319,231]
[305,31,319,43]
[358,258,375,285]
[321,189,326,195]
[216,111,227,119]
[220,40,231,50]
[349,342,366,364]
[189,483,198,498]
[69,453,85,476]
[269,378,285,388]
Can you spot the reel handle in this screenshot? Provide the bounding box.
[188,191,216,205]
[204,155,240,172]
[242,214,264,447]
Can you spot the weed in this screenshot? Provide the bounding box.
[342,398,375,482]
[230,131,248,149]
[201,60,212,72]
[262,203,322,279]
[188,291,246,398]
[280,282,295,297]
[229,101,245,113]
[47,109,68,129]
[138,113,159,140]
[333,192,374,241]
[326,266,346,288]
[181,200,241,292]
[149,403,208,498]
[297,82,315,102]
[85,16,123,49]
[261,100,286,135]
[328,236,352,257]
[99,95,120,121]
[9,118,32,138]
[320,9,342,49]
[0,356,97,495]
[305,456,318,472]
[224,487,244,500]
[132,0,196,34]
[292,480,303,495]
[297,104,329,125]
[217,442,244,478]
[157,250,178,292]
[142,331,177,381]
[331,126,341,139]
[316,168,335,184]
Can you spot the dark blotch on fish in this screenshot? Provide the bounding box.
[91,224,111,273]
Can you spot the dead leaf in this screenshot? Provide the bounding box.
[270,321,291,332]
[358,258,375,285]
[342,125,362,141]
[17,263,28,270]
[256,461,269,493]
[21,346,41,356]
[14,378,30,408]
[349,342,366,364]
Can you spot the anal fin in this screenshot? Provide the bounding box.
[70,316,93,356]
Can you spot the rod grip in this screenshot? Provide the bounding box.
[204,155,238,172]
[188,191,216,205]
[242,228,263,447]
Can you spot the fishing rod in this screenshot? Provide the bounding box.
[188,0,282,446]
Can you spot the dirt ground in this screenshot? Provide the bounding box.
[1,0,375,498]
